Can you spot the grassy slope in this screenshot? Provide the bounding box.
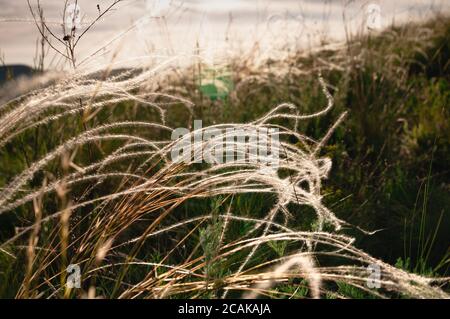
[171,16,450,275]
[0,16,449,297]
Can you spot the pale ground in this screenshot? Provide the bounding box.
[0,0,449,69]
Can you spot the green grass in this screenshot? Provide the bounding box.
[0,16,449,298]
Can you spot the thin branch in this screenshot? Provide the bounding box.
[74,0,123,48]
[27,0,70,60]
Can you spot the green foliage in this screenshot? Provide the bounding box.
[199,197,225,298]
[0,16,449,298]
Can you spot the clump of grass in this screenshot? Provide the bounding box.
[0,14,449,299]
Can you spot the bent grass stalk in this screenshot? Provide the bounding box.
[0,57,448,299]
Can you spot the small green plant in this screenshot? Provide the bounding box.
[199,197,225,298]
